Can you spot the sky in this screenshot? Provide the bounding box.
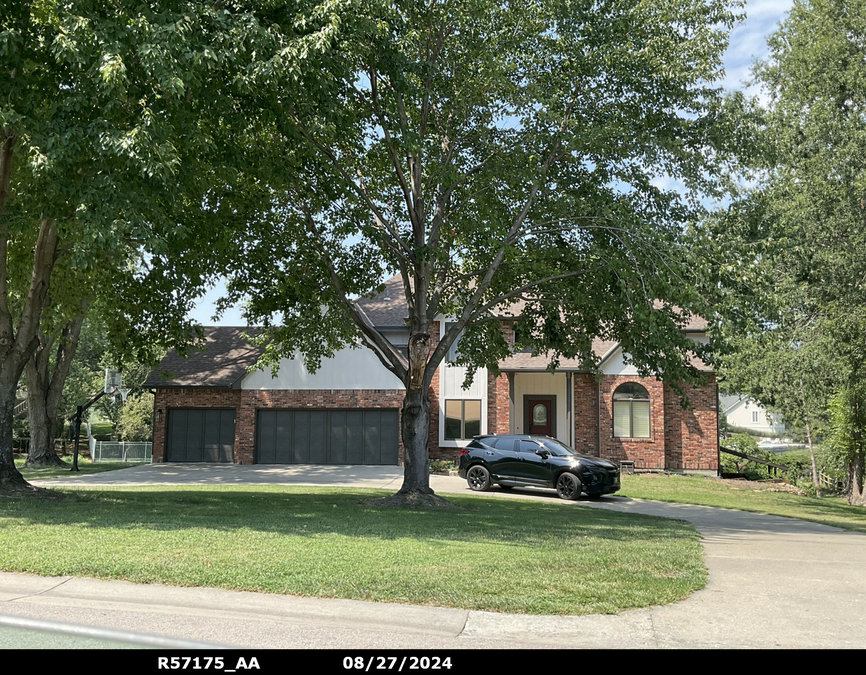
[188,0,796,327]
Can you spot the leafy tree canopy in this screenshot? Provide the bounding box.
[0,0,345,489]
[218,0,746,500]
[698,0,866,501]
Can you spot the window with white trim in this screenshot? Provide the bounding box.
[444,399,481,440]
[445,322,463,363]
[612,383,650,438]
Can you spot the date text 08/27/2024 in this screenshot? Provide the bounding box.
[156,655,455,672]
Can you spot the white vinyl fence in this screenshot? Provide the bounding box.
[90,440,152,464]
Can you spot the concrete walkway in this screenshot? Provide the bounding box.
[2,464,864,648]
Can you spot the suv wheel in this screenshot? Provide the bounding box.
[467,465,492,492]
[556,472,581,500]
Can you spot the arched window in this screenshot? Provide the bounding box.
[613,383,650,438]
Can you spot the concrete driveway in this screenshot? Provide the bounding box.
[3,464,864,649]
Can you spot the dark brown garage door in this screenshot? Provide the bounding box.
[166,408,235,462]
[255,409,399,465]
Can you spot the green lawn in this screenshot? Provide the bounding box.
[619,473,866,533]
[88,422,114,437]
[0,485,705,615]
[14,458,134,480]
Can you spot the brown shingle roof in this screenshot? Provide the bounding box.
[144,327,263,388]
[354,274,710,371]
[354,275,409,327]
[498,338,619,372]
[355,275,709,329]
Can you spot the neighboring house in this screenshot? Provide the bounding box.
[146,275,719,473]
[720,394,785,436]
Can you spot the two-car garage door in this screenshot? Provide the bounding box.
[256,409,399,465]
[166,408,399,465]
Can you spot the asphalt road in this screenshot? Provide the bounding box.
[2,464,864,649]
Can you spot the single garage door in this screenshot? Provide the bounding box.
[256,409,399,465]
[166,408,235,462]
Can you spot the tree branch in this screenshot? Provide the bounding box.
[12,219,59,366]
[367,69,419,237]
[0,128,15,346]
[284,110,414,260]
[298,201,409,382]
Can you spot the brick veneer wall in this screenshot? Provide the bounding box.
[487,321,514,439]
[573,374,719,472]
[572,374,600,456]
[487,372,511,436]
[152,387,405,464]
[664,377,719,472]
[598,375,667,469]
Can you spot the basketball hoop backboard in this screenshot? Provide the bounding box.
[104,368,121,394]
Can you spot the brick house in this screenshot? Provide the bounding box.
[145,276,719,473]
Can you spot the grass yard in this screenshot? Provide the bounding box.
[88,421,114,437]
[14,458,133,480]
[619,473,866,533]
[0,485,706,615]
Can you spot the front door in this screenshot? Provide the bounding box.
[526,397,554,436]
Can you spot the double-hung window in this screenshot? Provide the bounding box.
[612,383,650,438]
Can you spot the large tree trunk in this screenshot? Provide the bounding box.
[0,380,28,489]
[24,317,84,468]
[848,450,866,506]
[0,215,60,495]
[364,330,455,508]
[847,390,866,506]
[399,386,432,493]
[24,373,65,467]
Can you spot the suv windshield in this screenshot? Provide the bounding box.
[538,439,576,457]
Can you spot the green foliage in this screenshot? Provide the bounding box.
[823,386,866,494]
[697,0,866,501]
[726,433,759,455]
[115,392,154,442]
[428,459,456,473]
[1,1,355,482]
[57,319,106,431]
[720,433,775,479]
[220,0,744,386]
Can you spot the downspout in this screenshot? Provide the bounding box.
[507,373,515,434]
[596,379,601,457]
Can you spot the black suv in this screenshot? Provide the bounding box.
[458,434,620,499]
